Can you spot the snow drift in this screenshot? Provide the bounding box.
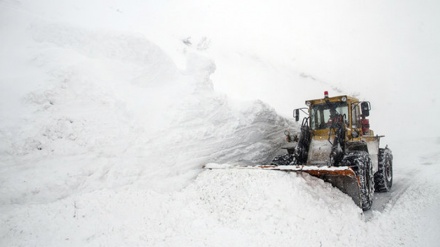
[0,12,291,204]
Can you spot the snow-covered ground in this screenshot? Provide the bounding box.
[1,0,440,246]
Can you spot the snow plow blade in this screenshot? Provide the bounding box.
[203,163,362,208]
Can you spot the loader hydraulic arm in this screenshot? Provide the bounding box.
[295,117,311,164]
[329,122,346,166]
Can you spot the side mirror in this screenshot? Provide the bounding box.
[361,102,371,117]
[293,109,300,122]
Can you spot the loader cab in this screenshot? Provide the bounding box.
[294,93,373,137]
[309,102,349,130]
[305,94,353,131]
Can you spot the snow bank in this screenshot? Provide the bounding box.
[1,5,294,245]
[0,170,362,246]
[0,5,291,206]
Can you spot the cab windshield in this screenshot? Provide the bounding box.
[310,102,348,130]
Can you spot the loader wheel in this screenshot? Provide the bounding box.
[271,153,295,166]
[343,151,374,211]
[359,154,374,211]
[374,148,393,192]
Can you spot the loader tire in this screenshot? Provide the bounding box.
[374,148,393,192]
[343,151,374,211]
[271,153,295,166]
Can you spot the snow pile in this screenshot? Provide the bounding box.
[0,5,291,205]
[0,170,362,246]
[5,155,439,246]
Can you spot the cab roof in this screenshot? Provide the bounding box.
[305,95,359,106]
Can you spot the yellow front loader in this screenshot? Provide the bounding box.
[206,92,393,210]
